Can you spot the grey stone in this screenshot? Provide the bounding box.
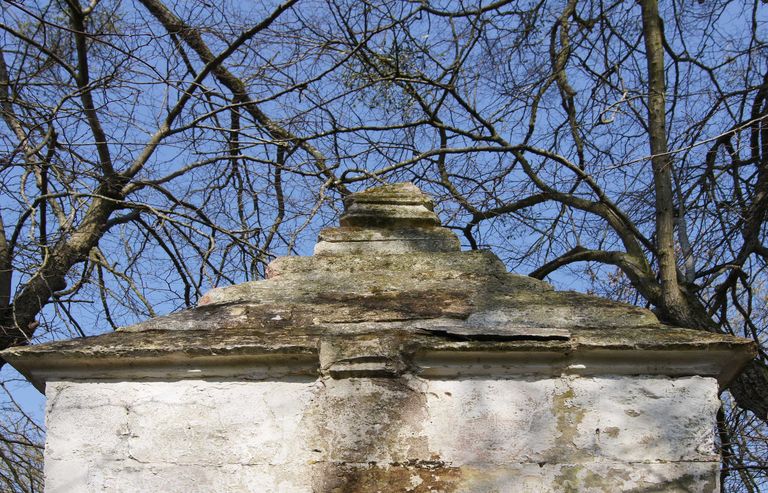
[339,182,440,228]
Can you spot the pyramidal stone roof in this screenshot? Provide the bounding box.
[2,183,755,391]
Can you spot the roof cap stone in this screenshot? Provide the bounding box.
[315,182,459,255]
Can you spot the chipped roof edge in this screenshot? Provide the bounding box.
[2,325,756,394]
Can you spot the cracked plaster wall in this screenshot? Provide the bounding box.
[44,374,720,492]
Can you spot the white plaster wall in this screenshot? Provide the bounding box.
[44,380,318,492]
[423,376,720,463]
[44,375,721,492]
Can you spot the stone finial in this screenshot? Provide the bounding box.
[340,182,441,228]
[314,182,460,255]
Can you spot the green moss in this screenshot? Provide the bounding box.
[554,465,583,493]
[553,385,586,450]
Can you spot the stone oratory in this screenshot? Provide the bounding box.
[2,183,756,492]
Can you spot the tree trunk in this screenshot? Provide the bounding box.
[639,0,685,320]
[639,0,767,420]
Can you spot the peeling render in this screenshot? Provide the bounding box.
[43,375,721,492]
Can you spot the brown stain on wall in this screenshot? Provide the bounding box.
[305,377,456,492]
[310,461,463,493]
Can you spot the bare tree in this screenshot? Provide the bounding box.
[1,0,766,490]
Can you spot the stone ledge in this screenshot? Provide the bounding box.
[3,326,755,392]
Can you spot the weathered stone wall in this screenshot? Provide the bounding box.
[44,374,720,492]
[22,185,744,493]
